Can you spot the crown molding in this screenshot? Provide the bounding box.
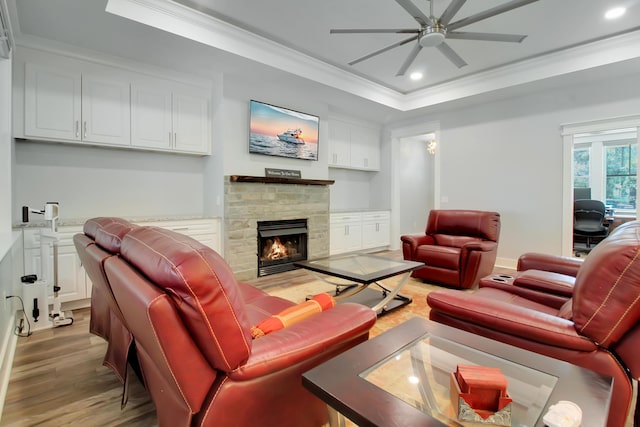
[105,0,405,109]
[106,0,640,112]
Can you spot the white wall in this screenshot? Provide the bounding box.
[222,93,329,180]
[328,168,372,211]
[13,141,208,221]
[398,136,434,235]
[0,52,10,232]
[412,71,640,265]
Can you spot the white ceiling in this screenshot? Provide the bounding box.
[6,0,640,117]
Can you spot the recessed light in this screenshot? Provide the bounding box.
[605,6,626,19]
[410,72,423,81]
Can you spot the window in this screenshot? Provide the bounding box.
[572,128,638,215]
[605,141,637,211]
[573,146,590,189]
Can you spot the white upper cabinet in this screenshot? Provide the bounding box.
[24,63,82,141]
[18,48,212,155]
[25,63,131,146]
[328,119,351,167]
[82,73,131,146]
[131,80,210,153]
[328,117,381,171]
[131,80,173,150]
[172,87,210,153]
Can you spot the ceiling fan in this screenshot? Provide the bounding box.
[330,0,539,76]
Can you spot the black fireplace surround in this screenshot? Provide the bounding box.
[257,219,308,277]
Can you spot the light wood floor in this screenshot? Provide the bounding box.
[0,252,515,427]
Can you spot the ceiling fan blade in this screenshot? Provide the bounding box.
[439,0,466,26]
[396,43,423,76]
[395,0,433,26]
[348,35,419,66]
[436,42,467,68]
[448,0,539,31]
[330,28,420,34]
[446,31,527,43]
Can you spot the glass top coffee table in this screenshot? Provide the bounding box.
[294,254,424,315]
[303,317,612,427]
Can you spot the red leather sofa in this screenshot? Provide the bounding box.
[401,209,501,289]
[75,218,377,426]
[479,252,583,307]
[427,220,640,427]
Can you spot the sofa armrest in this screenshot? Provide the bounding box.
[513,270,575,297]
[517,252,583,277]
[228,303,376,380]
[400,234,434,258]
[462,240,498,252]
[427,289,597,352]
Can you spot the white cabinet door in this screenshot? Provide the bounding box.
[330,213,363,255]
[131,81,173,149]
[350,125,380,171]
[82,74,131,146]
[328,119,351,167]
[361,211,391,249]
[173,89,210,154]
[24,63,82,141]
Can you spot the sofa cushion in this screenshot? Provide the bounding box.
[433,234,482,248]
[120,226,252,371]
[415,244,461,270]
[251,293,336,338]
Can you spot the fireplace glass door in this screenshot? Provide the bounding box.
[257,219,308,276]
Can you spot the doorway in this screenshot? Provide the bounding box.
[389,121,440,249]
[561,115,640,256]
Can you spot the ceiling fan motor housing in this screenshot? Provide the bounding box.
[419,26,446,47]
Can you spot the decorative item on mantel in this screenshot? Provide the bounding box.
[450,364,513,426]
[265,168,301,179]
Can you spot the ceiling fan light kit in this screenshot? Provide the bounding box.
[420,27,446,47]
[331,0,539,76]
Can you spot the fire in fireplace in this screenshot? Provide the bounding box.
[257,219,308,276]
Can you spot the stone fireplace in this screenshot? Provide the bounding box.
[224,176,331,284]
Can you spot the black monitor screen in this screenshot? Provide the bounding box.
[574,187,592,200]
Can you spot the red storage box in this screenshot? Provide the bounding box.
[450,364,512,425]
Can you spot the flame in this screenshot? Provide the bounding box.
[263,237,289,260]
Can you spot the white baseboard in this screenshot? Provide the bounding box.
[0,313,18,424]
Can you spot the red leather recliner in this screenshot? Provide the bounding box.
[401,209,501,289]
[74,217,137,383]
[103,226,377,427]
[427,220,640,427]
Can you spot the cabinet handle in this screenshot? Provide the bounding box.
[171,227,189,231]
[83,121,87,138]
[174,133,177,146]
[169,132,172,145]
[75,121,79,138]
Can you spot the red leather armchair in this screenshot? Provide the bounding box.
[401,209,500,289]
[427,220,640,427]
[103,226,377,427]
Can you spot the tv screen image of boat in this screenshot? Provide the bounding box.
[249,100,319,161]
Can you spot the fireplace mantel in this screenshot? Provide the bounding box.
[230,175,335,186]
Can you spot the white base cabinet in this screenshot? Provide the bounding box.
[20,218,221,307]
[330,211,390,255]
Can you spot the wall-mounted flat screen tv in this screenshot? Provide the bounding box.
[249,100,319,161]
